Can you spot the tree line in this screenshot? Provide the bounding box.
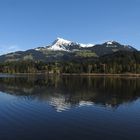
[0,51,140,74]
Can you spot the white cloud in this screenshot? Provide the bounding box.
[0,45,21,55]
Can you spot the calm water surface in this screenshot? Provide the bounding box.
[0,75,140,140]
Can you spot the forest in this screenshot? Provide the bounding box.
[0,51,140,74]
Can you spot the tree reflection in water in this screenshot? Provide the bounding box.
[0,75,140,112]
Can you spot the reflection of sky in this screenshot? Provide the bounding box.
[0,92,16,103]
[0,90,140,140]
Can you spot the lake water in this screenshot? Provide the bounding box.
[0,75,140,140]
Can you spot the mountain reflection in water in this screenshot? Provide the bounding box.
[0,75,140,112]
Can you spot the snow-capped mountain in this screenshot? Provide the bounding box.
[35,38,135,53]
[47,38,73,51]
[42,37,95,51]
[0,37,137,63]
[47,37,95,51]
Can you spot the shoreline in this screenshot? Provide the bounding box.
[62,73,140,77]
[0,73,140,77]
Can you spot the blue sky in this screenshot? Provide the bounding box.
[0,0,140,54]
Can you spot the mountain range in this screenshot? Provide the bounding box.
[0,38,137,62]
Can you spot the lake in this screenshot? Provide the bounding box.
[0,75,140,140]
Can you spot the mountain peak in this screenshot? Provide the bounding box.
[56,37,69,41]
[35,38,136,52]
[105,41,121,45]
[54,37,72,45]
[106,41,116,45]
[47,38,95,51]
[48,37,72,51]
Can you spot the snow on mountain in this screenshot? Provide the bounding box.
[34,38,135,52]
[106,41,114,45]
[47,38,73,51]
[80,43,95,47]
[105,41,118,48]
[47,37,94,51]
